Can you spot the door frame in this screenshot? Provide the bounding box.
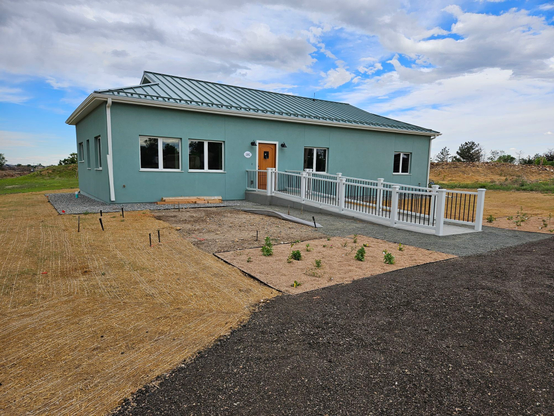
[255,140,279,172]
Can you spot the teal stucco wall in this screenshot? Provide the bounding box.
[75,104,110,202]
[77,102,432,203]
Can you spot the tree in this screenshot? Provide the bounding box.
[543,148,554,162]
[487,150,504,162]
[58,153,78,165]
[434,147,450,162]
[0,153,6,169]
[497,154,515,164]
[456,141,483,162]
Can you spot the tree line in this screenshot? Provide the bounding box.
[434,142,554,166]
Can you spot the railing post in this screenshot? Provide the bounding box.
[435,189,447,236]
[337,176,346,212]
[266,168,275,196]
[377,178,384,216]
[390,185,399,227]
[429,185,440,225]
[300,171,307,202]
[475,188,486,231]
[335,173,342,207]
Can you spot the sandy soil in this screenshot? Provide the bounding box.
[217,236,456,294]
[484,215,554,234]
[430,161,554,183]
[154,208,322,253]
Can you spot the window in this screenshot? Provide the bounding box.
[189,140,224,171]
[94,136,102,169]
[303,148,327,172]
[393,152,411,174]
[86,139,91,169]
[140,136,181,170]
[78,142,84,162]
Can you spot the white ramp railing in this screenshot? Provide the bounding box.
[247,169,486,236]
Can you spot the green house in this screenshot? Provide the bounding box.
[66,71,439,203]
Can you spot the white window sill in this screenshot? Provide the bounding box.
[140,169,183,172]
[95,168,102,171]
[87,168,91,170]
[392,172,411,175]
[78,160,84,163]
[188,170,226,173]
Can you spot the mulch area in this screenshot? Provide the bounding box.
[113,237,554,415]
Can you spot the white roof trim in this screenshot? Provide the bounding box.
[66,93,440,137]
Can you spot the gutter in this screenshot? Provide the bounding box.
[106,98,116,202]
[426,135,439,186]
[67,93,440,137]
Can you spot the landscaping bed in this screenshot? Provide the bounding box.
[216,235,455,294]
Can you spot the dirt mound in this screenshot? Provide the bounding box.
[430,162,554,184]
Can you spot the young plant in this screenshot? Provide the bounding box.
[291,280,302,288]
[363,243,369,248]
[261,236,273,256]
[383,250,395,264]
[398,243,404,251]
[305,243,312,252]
[290,250,302,261]
[314,259,322,268]
[342,241,348,247]
[355,246,365,261]
[327,237,331,241]
[507,216,513,221]
[247,257,252,263]
[486,215,495,223]
[353,234,358,244]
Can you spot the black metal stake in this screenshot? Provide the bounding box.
[121,207,125,218]
[78,216,80,233]
[100,210,102,217]
[149,233,152,247]
[256,230,258,241]
[99,218,104,231]
[312,216,317,228]
[288,206,290,215]
[157,229,161,243]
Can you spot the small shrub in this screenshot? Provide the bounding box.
[314,259,322,268]
[507,216,513,220]
[305,243,312,252]
[486,215,495,223]
[291,280,302,288]
[290,250,302,261]
[261,236,273,256]
[398,243,404,251]
[353,234,358,244]
[383,250,395,264]
[327,237,331,241]
[342,242,348,247]
[363,243,369,248]
[355,246,365,261]
[247,257,252,263]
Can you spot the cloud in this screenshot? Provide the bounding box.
[321,60,354,88]
[0,86,31,103]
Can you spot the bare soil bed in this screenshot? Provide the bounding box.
[430,161,554,183]
[154,208,322,253]
[217,236,456,294]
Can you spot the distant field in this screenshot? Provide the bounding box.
[430,162,554,193]
[0,164,78,194]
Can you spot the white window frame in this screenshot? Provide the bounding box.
[78,142,84,163]
[188,139,225,172]
[86,139,91,169]
[139,136,182,172]
[304,147,328,173]
[94,136,102,170]
[393,152,411,175]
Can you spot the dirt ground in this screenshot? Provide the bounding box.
[154,208,322,253]
[217,236,456,294]
[0,191,276,415]
[113,237,554,416]
[430,161,554,183]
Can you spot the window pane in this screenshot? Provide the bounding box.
[393,153,401,173]
[401,153,410,173]
[162,138,180,169]
[303,148,314,170]
[189,141,204,170]
[95,137,102,168]
[140,137,159,169]
[207,142,223,170]
[78,143,84,161]
[315,149,327,172]
[86,140,90,168]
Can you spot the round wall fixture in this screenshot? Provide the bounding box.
[244,151,252,158]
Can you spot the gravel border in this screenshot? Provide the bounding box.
[46,193,243,215]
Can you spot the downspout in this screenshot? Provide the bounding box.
[426,135,436,187]
[106,98,116,202]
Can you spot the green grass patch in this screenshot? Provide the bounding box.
[436,179,554,193]
[0,165,79,195]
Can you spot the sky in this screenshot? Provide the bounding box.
[0,0,553,166]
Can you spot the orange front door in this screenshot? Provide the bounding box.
[258,143,276,190]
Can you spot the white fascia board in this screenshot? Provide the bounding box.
[67,93,441,137]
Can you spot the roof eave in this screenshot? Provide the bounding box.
[67,93,440,136]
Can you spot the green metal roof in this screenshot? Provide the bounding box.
[94,71,438,135]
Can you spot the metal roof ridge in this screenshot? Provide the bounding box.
[95,82,159,93]
[142,70,350,105]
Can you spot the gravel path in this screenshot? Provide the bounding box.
[113,236,554,416]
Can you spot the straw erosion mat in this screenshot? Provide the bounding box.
[0,192,276,415]
[217,236,456,294]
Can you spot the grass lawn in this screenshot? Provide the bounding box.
[0,165,78,194]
